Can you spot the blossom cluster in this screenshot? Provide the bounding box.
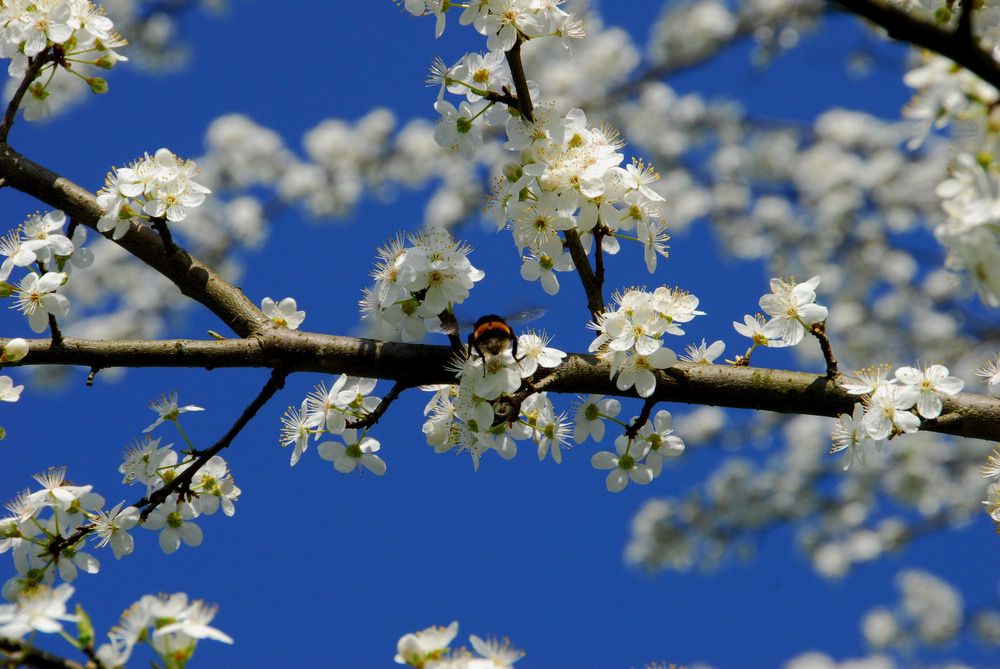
[395,620,523,668]
[591,408,686,492]
[406,3,670,294]
[401,0,583,44]
[95,592,233,668]
[832,363,964,468]
[0,0,127,120]
[0,209,92,334]
[422,331,568,470]
[280,374,386,476]
[731,275,829,361]
[903,52,1000,307]
[0,583,232,669]
[96,148,212,239]
[498,110,672,293]
[361,229,484,341]
[0,392,238,613]
[860,569,965,653]
[588,287,702,398]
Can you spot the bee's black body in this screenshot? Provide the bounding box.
[468,314,517,365]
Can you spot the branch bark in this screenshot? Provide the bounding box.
[4,333,999,442]
[831,0,1000,91]
[0,143,268,337]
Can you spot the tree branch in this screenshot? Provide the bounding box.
[140,367,287,519]
[4,333,999,441]
[345,380,412,430]
[504,35,535,122]
[0,51,56,143]
[831,0,1000,91]
[0,144,268,337]
[562,229,604,321]
[0,638,88,669]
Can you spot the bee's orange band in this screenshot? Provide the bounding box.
[474,321,512,339]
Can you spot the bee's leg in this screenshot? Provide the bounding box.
[511,336,525,370]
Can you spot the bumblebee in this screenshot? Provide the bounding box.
[468,314,518,365]
[458,308,546,367]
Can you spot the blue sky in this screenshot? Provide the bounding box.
[1,2,996,668]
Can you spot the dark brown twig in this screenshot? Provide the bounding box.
[562,229,605,321]
[139,368,287,520]
[436,309,465,357]
[148,217,177,256]
[0,638,89,669]
[624,398,658,440]
[46,369,288,556]
[593,228,606,292]
[47,313,63,347]
[346,381,411,430]
[831,0,1000,92]
[0,51,54,143]
[811,321,838,378]
[504,35,535,122]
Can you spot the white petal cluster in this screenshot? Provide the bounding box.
[832,363,963,467]
[116,393,237,554]
[96,148,212,239]
[975,353,1000,398]
[260,296,306,330]
[394,620,523,668]
[860,569,964,651]
[591,409,684,492]
[625,411,990,582]
[902,50,1000,307]
[588,287,701,397]
[361,229,484,341]
[408,2,670,293]
[0,0,127,120]
[280,375,385,476]
[0,583,77,639]
[403,0,581,45]
[96,592,232,668]
[0,210,91,336]
[421,333,567,471]
[755,275,829,346]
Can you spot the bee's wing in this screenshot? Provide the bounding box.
[506,307,547,326]
[428,311,462,337]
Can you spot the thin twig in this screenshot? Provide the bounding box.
[139,368,288,520]
[437,309,465,357]
[47,314,63,347]
[831,0,1000,91]
[562,229,604,321]
[0,51,54,142]
[46,369,289,556]
[956,0,974,43]
[593,228,606,293]
[484,88,520,109]
[346,381,411,430]
[149,217,177,256]
[504,35,535,122]
[624,398,658,439]
[811,321,838,378]
[0,638,89,669]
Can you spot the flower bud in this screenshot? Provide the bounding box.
[2,338,28,363]
[86,77,109,94]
